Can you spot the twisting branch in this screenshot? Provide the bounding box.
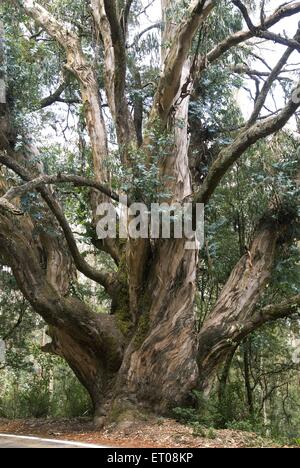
[15,0,122,263]
[0,153,118,294]
[252,294,300,326]
[196,82,300,204]
[247,41,297,126]
[0,173,125,207]
[40,81,81,109]
[197,2,300,75]
[232,0,300,52]
[254,30,300,52]
[195,14,300,205]
[0,197,23,216]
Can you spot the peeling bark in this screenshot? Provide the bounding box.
[197,218,297,392]
[91,0,135,159]
[0,210,125,412]
[150,0,215,124]
[114,239,199,412]
[18,0,108,184]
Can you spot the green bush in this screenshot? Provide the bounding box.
[226,420,256,433]
[0,353,92,419]
[173,390,221,429]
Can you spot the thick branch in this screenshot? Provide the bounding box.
[99,0,127,109]
[196,82,300,204]
[17,0,122,261]
[198,2,300,74]
[256,30,300,52]
[17,0,109,183]
[1,173,124,206]
[232,0,300,52]
[0,197,23,216]
[0,153,117,294]
[91,0,134,158]
[197,225,279,389]
[40,82,81,109]
[252,294,300,325]
[232,0,256,32]
[150,0,216,124]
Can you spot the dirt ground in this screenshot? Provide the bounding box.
[0,417,289,448]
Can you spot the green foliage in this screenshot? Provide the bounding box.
[105,122,175,205]
[173,390,221,428]
[173,390,223,441]
[0,267,93,420]
[0,358,92,419]
[173,406,199,424]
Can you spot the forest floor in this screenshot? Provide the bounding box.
[0,417,291,448]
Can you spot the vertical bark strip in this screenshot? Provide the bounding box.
[91,0,135,159]
[150,0,215,124]
[19,0,109,186]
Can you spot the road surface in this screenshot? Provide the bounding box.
[0,434,108,448]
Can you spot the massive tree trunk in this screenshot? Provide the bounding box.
[1,1,300,423]
[114,239,199,412]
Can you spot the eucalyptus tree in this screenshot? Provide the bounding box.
[0,0,300,423]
